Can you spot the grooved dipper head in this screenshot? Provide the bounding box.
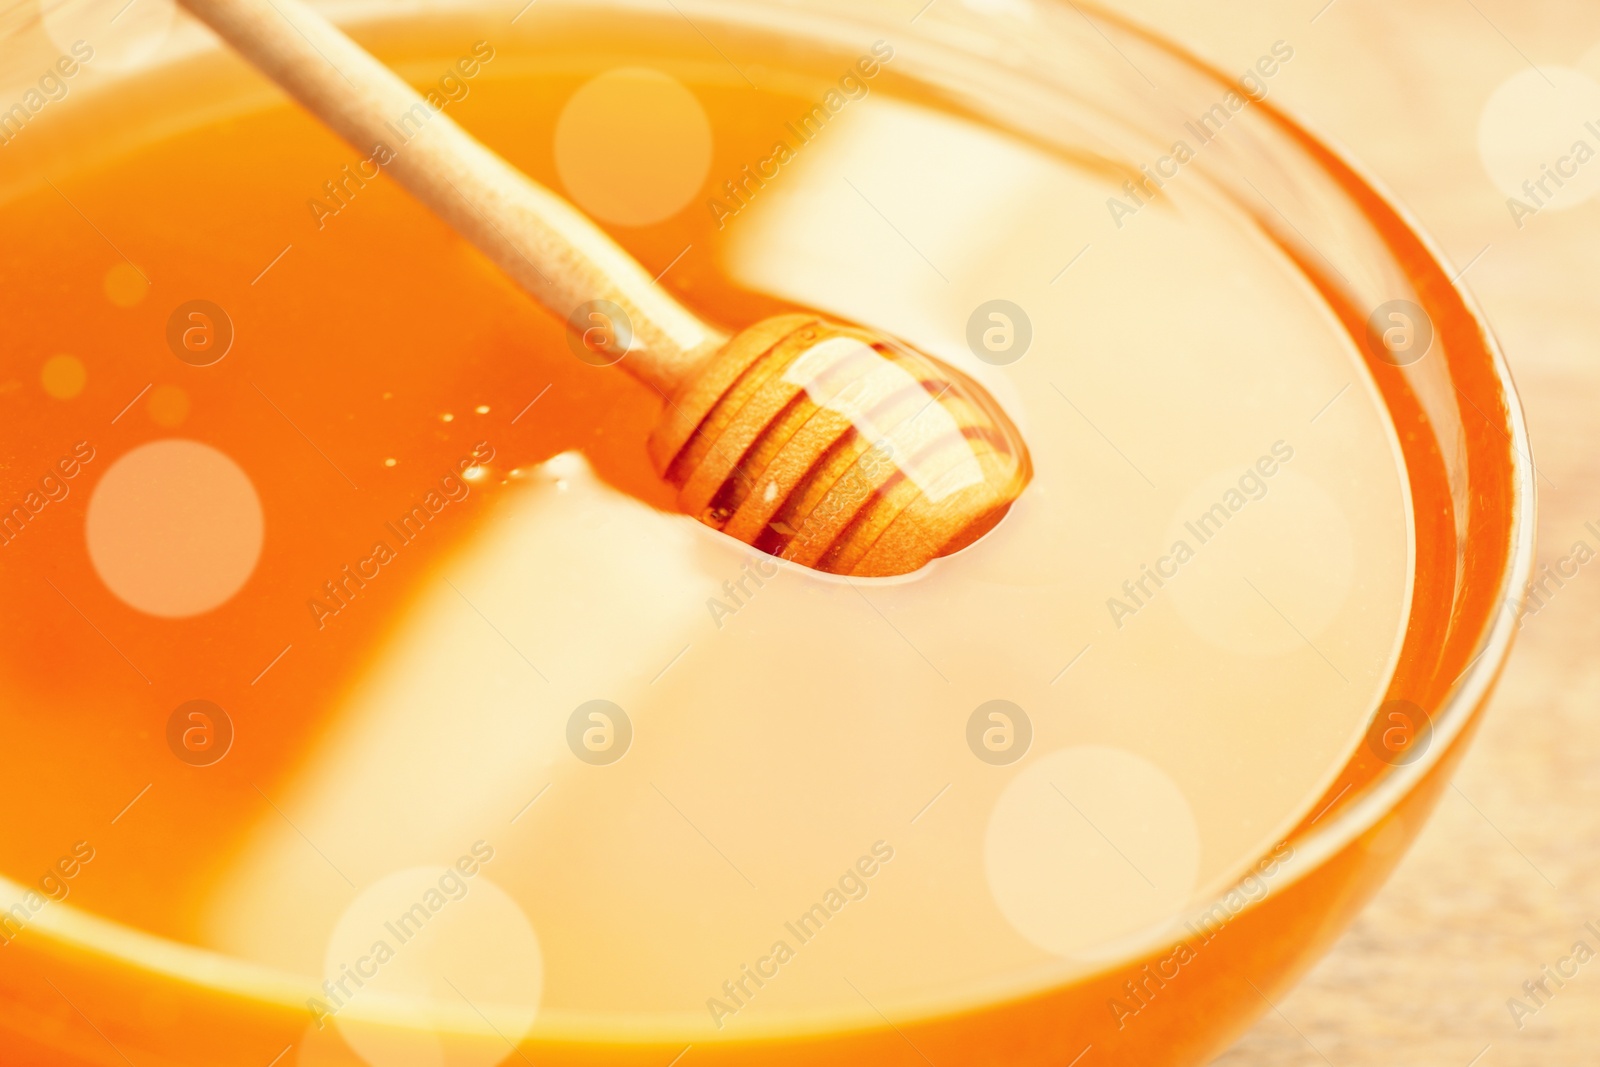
[648,314,1032,577]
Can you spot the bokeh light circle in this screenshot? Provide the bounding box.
[86,439,264,618]
[1478,66,1600,214]
[324,866,543,1067]
[985,745,1200,959]
[555,67,713,226]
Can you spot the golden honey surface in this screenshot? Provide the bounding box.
[0,5,1413,1051]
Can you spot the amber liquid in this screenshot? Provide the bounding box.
[0,5,1417,1060]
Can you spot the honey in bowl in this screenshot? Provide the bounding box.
[0,2,1465,1065]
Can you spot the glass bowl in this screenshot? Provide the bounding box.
[0,1,1533,1064]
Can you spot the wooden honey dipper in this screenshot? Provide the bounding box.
[178,0,1031,576]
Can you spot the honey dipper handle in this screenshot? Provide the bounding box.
[177,0,725,394]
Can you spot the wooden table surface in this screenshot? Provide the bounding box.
[1097,1,1600,1064]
